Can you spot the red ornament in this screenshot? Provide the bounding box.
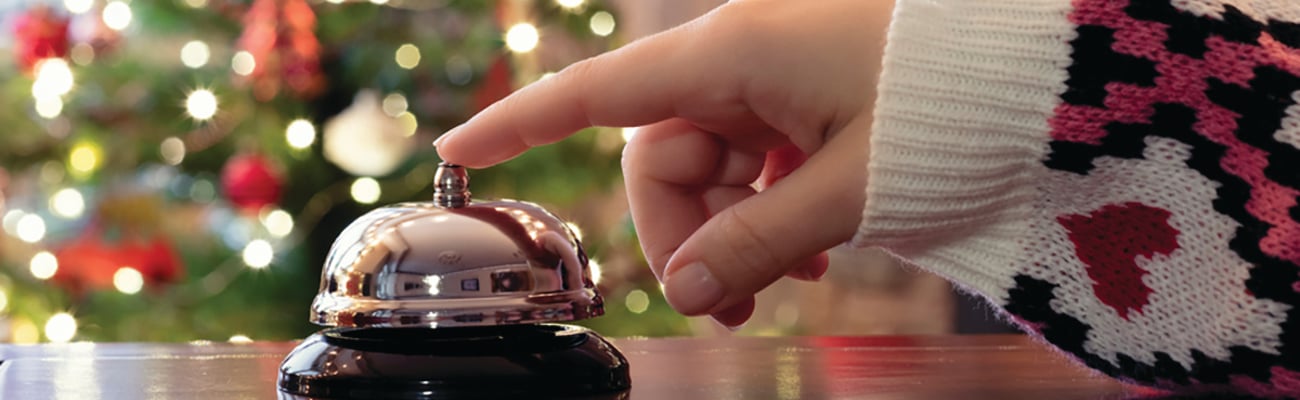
[473,56,514,112]
[221,153,284,213]
[53,232,185,294]
[235,0,325,100]
[12,5,70,73]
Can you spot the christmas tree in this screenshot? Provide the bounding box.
[0,0,689,343]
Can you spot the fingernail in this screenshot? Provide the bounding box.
[711,316,745,332]
[662,262,724,314]
[433,126,460,147]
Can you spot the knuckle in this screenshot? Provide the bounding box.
[713,206,783,281]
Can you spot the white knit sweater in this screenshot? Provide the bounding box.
[855,0,1300,396]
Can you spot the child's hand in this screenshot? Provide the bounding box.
[436,0,894,328]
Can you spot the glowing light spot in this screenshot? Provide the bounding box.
[183,0,208,8]
[17,214,46,243]
[65,0,94,14]
[69,141,102,176]
[285,119,316,149]
[231,51,256,76]
[70,43,94,65]
[370,0,389,4]
[102,1,133,31]
[13,319,39,344]
[228,334,253,344]
[395,44,421,69]
[51,188,85,219]
[589,259,603,285]
[556,0,584,9]
[262,209,294,238]
[186,89,218,121]
[190,179,216,203]
[35,96,63,119]
[625,289,650,314]
[113,267,144,294]
[350,178,381,204]
[0,290,7,313]
[242,239,274,269]
[30,252,59,280]
[382,93,408,117]
[621,127,638,143]
[325,0,343,3]
[32,58,74,98]
[44,313,77,343]
[160,137,186,165]
[590,11,615,37]
[423,275,441,296]
[180,41,211,68]
[505,23,540,53]
[3,210,26,236]
[397,112,418,137]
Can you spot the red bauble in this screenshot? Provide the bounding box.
[236,0,325,100]
[221,154,284,213]
[473,56,514,112]
[12,5,70,73]
[53,233,185,294]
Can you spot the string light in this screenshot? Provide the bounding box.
[30,251,59,280]
[381,93,408,117]
[17,214,47,243]
[3,209,26,236]
[50,188,85,219]
[394,44,420,69]
[242,239,274,269]
[181,41,211,68]
[397,112,418,137]
[350,178,381,204]
[590,11,615,37]
[102,1,133,31]
[64,0,94,14]
[625,289,650,314]
[35,96,64,119]
[556,0,584,9]
[505,23,540,53]
[44,312,77,343]
[183,0,208,8]
[69,141,102,176]
[231,51,256,76]
[285,119,316,149]
[160,137,186,165]
[370,0,389,4]
[228,334,253,344]
[32,58,75,99]
[186,89,218,121]
[113,267,144,294]
[261,208,294,238]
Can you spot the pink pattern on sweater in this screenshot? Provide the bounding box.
[1052,0,1300,265]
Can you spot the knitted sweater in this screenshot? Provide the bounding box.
[854,0,1300,396]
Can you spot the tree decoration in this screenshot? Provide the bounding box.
[235,0,325,100]
[12,5,70,73]
[221,153,284,213]
[323,91,415,177]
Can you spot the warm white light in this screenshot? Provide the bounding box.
[51,188,85,219]
[621,127,638,143]
[0,290,7,313]
[32,58,75,98]
[423,275,441,296]
[397,112,418,137]
[183,0,208,8]
[102,1,133,31]
[186,89,218,120]
[44,313,77,343]
[69,142,101,175]
[35,96,64,119]
[556,0,584,9]
[64,0,94,14]
[395,44,420,69]
[3,210,26,236]
[113,267,144,294]
[505,23,540,53]
[30,252,59,280]
[285,119,316,149]
[625,289,650,314]
[370,0,389,4]
[180,41,211,68]
[382,93,408,117]
[350,178,381,204]
[589,259,603,285]
[325,0,343,3]
[17,214,46,243]
[231,51,256,76]
[242,239,274,269]
[160,137,186,165]
[590,11,615,37]
[262,209,294,238]
[228,334,253,344]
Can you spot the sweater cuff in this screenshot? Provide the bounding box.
[851,0,1076,298]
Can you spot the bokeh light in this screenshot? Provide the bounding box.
[506,23,540,53]
[242,239,274,269]
[350,177,381,204]
[186,89,218,120]
[44,313,78,343]
[102,1,133,31]
[181,41,211,68]
[231,51,256,76]
[285,119,316,149]
[395,44,421,69]
[113,267,144,294]
[50,188,85,219]
[30,251,58,280]
[590,11,615,37]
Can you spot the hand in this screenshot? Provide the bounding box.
[436,0,894,328]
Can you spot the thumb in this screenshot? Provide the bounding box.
[660,127,869,316]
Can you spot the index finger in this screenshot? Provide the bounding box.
[435,13,730,168]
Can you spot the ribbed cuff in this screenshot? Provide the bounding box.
[851,0,1076,298]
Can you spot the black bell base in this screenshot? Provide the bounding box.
[278,324,630,399]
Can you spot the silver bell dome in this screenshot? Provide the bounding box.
[310,164,604,328]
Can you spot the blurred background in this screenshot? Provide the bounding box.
[0,0,1014,344]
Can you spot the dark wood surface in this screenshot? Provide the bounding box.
[0,334,1161,399]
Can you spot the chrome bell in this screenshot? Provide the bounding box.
[311,163,604,328]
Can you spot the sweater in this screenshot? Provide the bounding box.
[854,0,1300,396]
